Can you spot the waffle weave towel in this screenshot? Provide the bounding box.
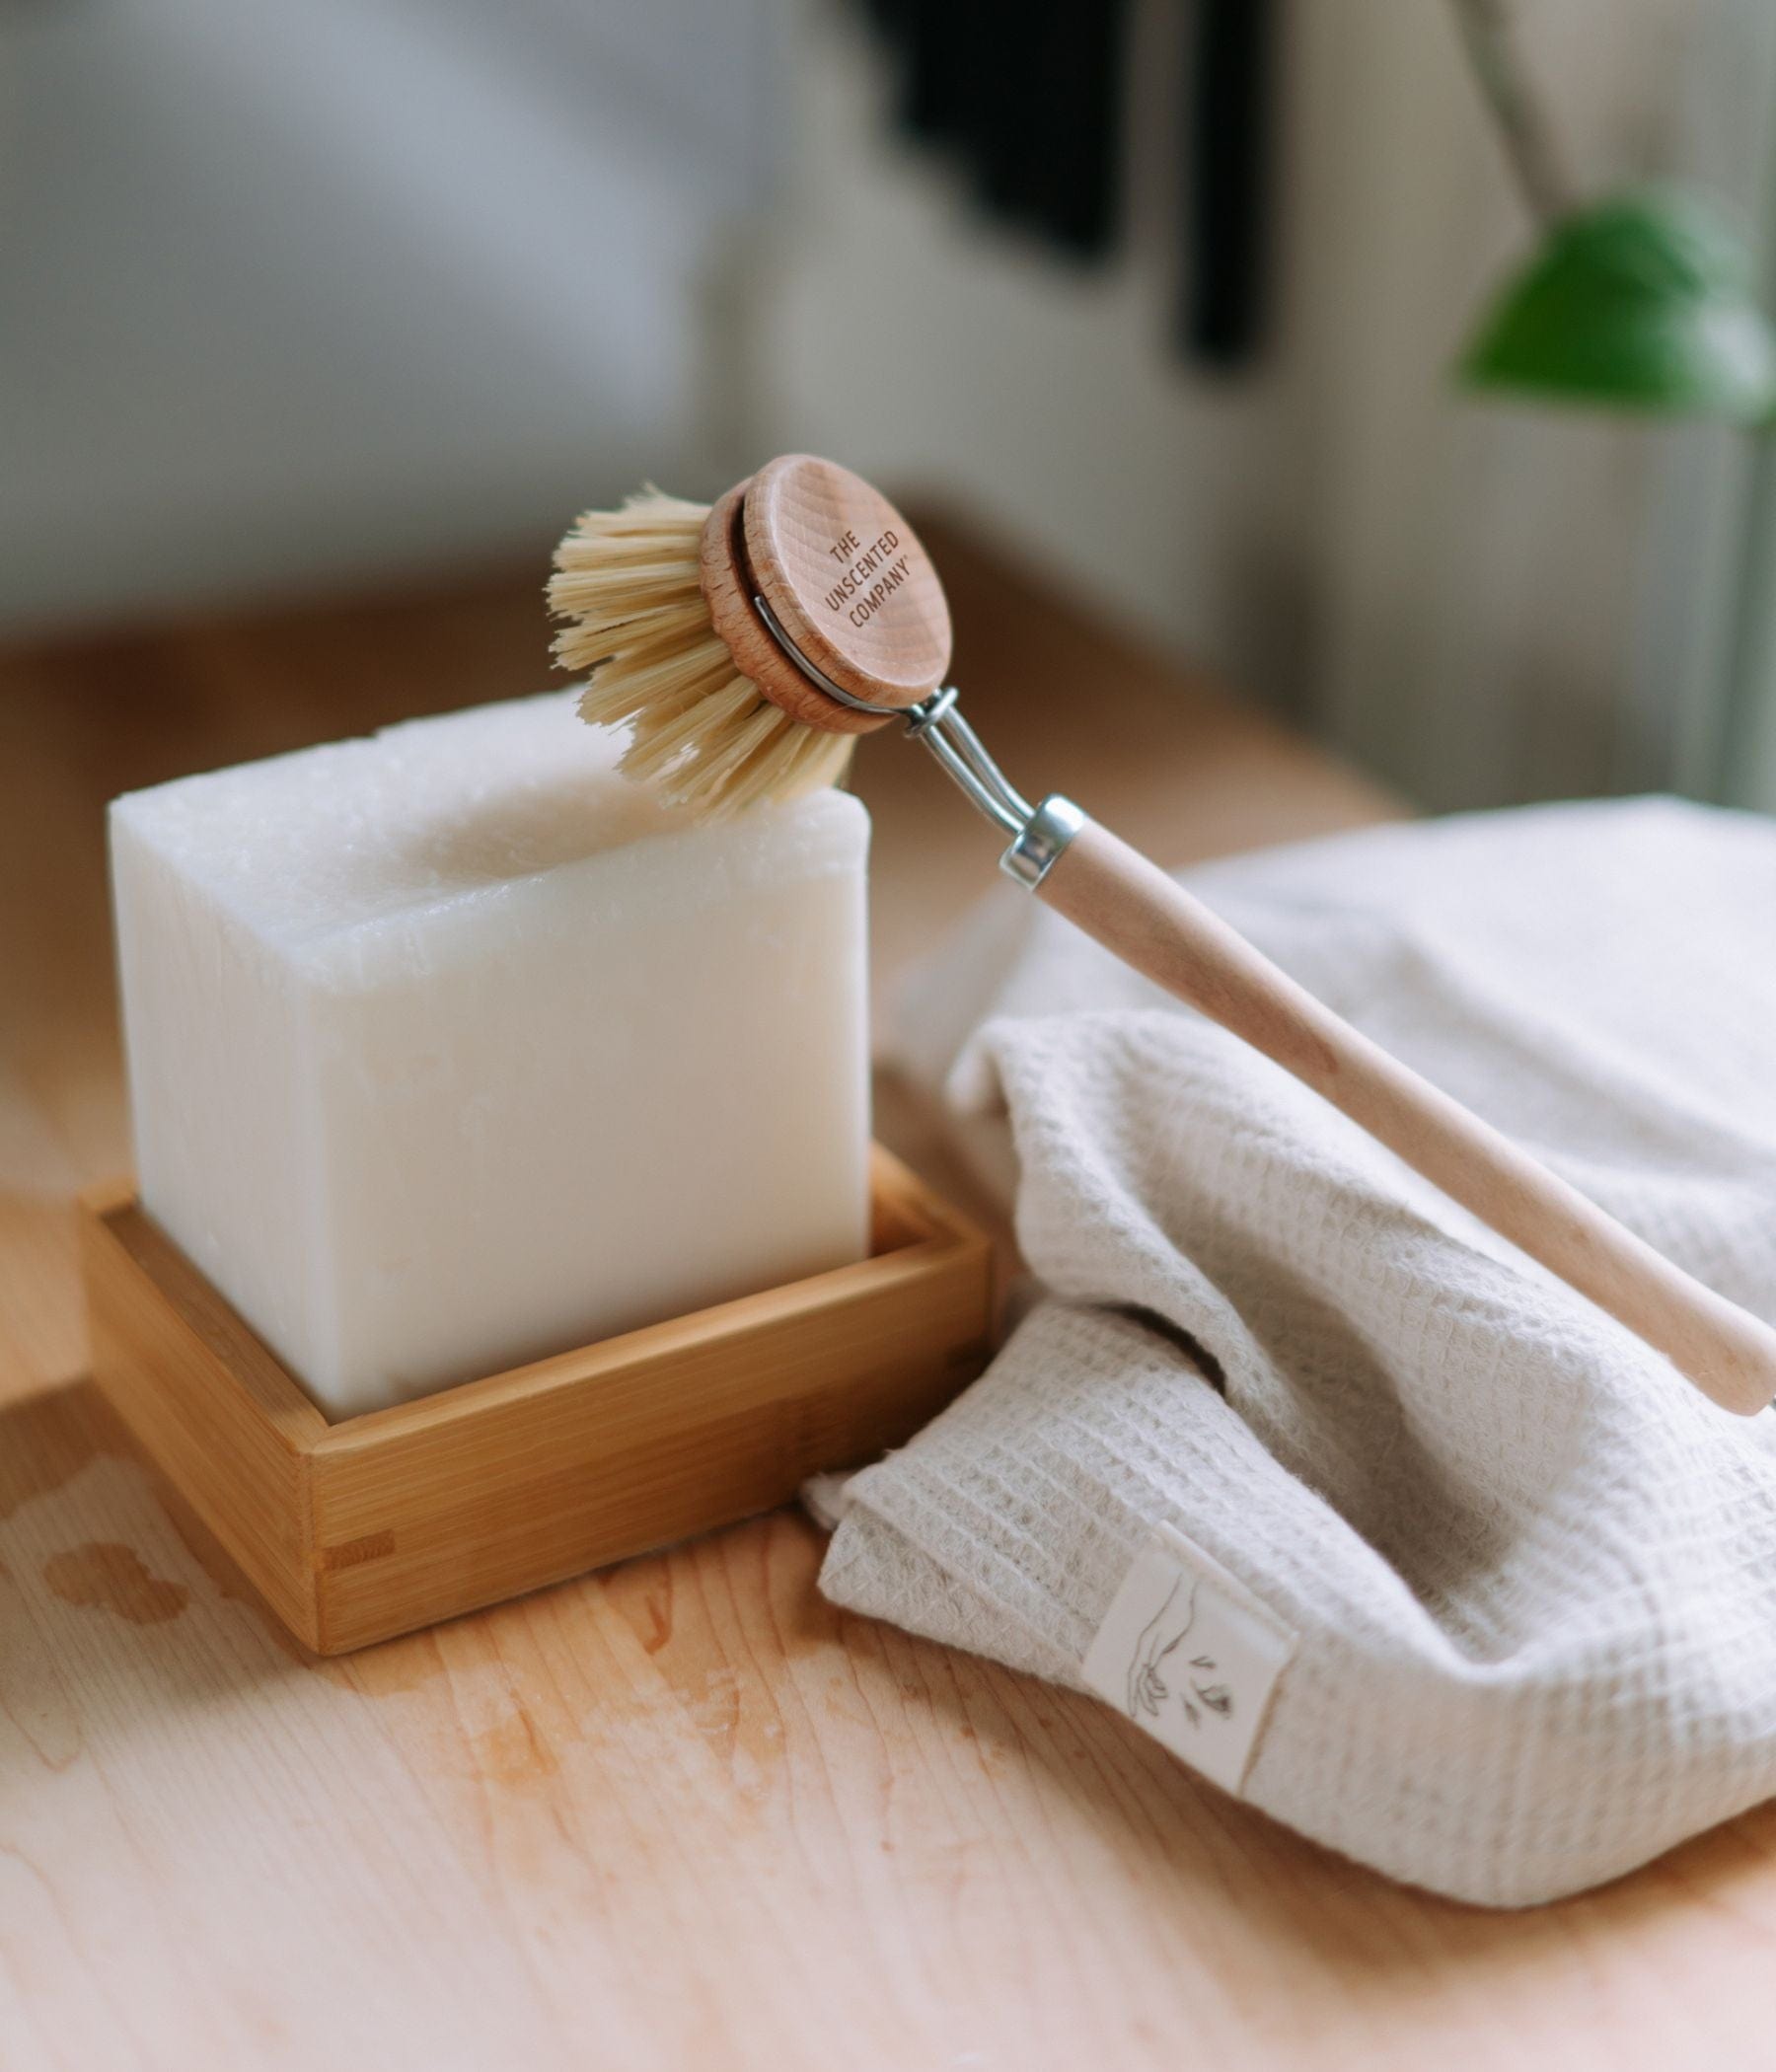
[816,799,1776,1905]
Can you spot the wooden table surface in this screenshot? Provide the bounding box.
[6,525,1776,2070]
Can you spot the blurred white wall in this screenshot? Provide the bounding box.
[0,0,778,631]
[741,1,1313,711]
[1292,0,1776,806]
[6,0,1771,814]
[748,0,1776,809]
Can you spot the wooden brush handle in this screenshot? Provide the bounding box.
[1037,818,1776,1415]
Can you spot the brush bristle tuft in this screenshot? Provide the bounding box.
[550,489,852,817]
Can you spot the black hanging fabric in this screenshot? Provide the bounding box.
[856,0,1275,366]
[1183,0,1275,364]
[862,0,1132,263]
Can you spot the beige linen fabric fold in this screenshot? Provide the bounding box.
[816,800,1776,1905]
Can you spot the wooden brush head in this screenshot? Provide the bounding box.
[699,456,953,736]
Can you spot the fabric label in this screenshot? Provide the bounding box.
[1080,1522,1297,1796]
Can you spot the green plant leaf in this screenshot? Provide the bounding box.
[1460,185,1776,421]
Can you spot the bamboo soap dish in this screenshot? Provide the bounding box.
[80,1147,995,1655]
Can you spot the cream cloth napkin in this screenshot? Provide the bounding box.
[815,799,1776,1905]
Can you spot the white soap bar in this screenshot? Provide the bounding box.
[110,691,871,1418]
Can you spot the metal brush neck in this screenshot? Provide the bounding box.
[751,593,1082,889]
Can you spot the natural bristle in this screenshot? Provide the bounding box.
[550,489,852,818]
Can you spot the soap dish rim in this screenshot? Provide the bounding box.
[79,1145,997,1654]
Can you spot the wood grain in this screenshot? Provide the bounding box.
[1037,816,1776,1413]
[743,454,951,707]
[698,478,882,733]
[78,1184,326,1645]
[82,1151,994,1654]
[25,527,1776,2070]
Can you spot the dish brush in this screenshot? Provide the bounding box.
[551,452,1776,1414]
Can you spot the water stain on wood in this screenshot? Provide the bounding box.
[341,1628,448,1697]
[475,1704,560,1790]
[602,1551,675,1655]
[0,1382,112,1521]
[43,1541,189,1625]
